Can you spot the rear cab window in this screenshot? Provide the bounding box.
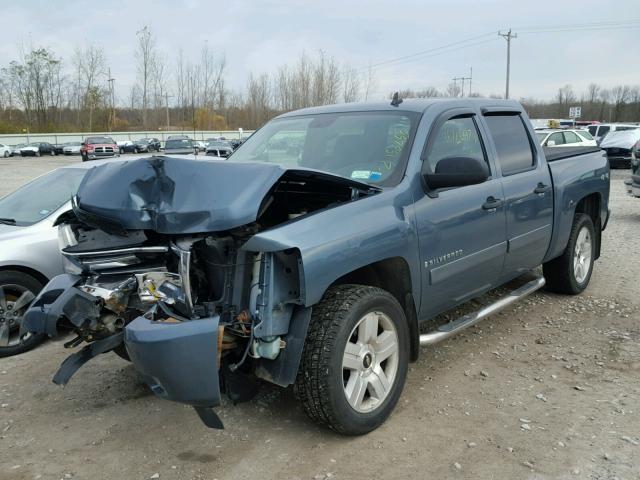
[484,114,535,176]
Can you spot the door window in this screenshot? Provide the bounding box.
[424,116,487,174]
[577,130,594,140]
[484,114,535,175]
[563,131,580,144]
[547,132,565,146]
[587,125,597,136]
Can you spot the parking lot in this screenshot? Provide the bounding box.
[0,157,639,480]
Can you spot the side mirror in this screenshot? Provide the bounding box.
[424,156,489,190]
[546,140,556,146]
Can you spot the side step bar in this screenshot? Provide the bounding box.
[419,274,546,346]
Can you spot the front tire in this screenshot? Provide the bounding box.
[0,270,46,357]
[543,213,595,294]
[295,285,409,435]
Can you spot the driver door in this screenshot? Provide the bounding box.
[413,111,507,318]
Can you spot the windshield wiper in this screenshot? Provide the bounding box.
[0,217,16,225]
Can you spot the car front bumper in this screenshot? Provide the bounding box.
[22,274,223,411]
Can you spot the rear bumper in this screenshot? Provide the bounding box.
[125,315,222,407]
[608,156,631,169]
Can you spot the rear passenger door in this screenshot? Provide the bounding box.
[482,112,553,275]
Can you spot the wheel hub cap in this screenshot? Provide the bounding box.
[342,311,399,413]
[573,226,592,284]
[0,286,36,348]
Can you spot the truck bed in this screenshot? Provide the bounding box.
[544,147,609,262]
[543,146,602,162]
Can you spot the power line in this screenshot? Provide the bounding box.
[363,37,498,71]
[360,31,495,71]
[362,19,640,73]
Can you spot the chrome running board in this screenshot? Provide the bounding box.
[419,274,546,346]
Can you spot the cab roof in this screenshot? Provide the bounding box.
[276,97,524,118]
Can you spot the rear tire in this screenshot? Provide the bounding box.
[294,285,409,435]
[543,213,595,294]
[0,270,46,357]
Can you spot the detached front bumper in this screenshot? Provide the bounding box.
[22,273,223,425]
[21,274,87,337]
[124,315,221,408]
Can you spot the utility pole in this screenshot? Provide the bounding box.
[452,77,463,97]
[468,67,473,96]
[498,29,517,99]
[165,92,172,130]
[107,69,115,132]
[453,72,472,98]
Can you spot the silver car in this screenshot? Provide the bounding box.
[0,164,89,356]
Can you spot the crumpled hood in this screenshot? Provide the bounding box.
[599,129,640,149]
[74,156,379,234]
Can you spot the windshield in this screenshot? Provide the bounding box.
[230,111,420,186]
[86,136,114,144]
[0,168,86,226]
[536,133,548,143]
[165,139,193,149]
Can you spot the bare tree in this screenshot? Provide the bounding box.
[135,26,156,127]
[73,45,106,130]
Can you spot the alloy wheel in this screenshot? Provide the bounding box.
[342,311,399,413]
[573,226,592,284]
[0,285,36,347]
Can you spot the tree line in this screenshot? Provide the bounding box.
[0,26,376,134]
[0,27,638,134]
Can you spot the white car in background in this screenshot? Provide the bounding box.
[62,142,83,155]
[0,143,12,158]
[536,129,597,147]
[586,123,639,144]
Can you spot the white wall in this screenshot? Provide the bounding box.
[0,129,253,145]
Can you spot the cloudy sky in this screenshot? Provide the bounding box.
[1,0,639,102]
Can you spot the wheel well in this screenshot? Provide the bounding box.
[575,193,602,259]
[0,265,48,286]
[331,257,420,361]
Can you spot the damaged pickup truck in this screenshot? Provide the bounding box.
[23,98,610,435]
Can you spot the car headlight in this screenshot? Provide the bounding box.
[58,224,83,274]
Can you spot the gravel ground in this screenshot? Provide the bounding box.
[0,157,638,480]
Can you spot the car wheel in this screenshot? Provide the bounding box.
[294,284,409,435]
[0,270,46,357]
[543,213,595,294]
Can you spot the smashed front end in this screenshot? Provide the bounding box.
[22,156,379,427]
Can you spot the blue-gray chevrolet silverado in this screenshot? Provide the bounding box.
[22,98,610,435]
